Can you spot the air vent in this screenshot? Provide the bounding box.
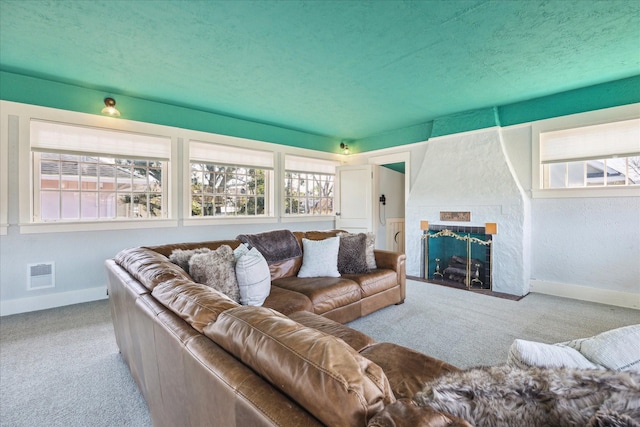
[27,262,55,290]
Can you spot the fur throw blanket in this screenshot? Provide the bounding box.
[413,365,640,427]
[236,229,302,264]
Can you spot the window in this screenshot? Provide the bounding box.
[284,155,338,215]
[536,117,640,193]
[30,120,170,222]
[35,154,164,220]
[543,158,639,189]
[189,141,273,217]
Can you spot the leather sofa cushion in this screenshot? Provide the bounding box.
[271,276,361,315]
[204,306,395,426]
[360,343,459,400]
[288,310,375,352]
[342,269,398,298]
[152,280,239,333]
[268,256,302,280]
[262,285,313,315]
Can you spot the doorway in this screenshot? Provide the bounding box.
[369,152,410,253]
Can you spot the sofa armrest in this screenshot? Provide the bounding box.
[360,342,458,400]
[368,400,472,427]
[374,250,406,301]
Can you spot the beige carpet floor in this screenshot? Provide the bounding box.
[1,280,638,426]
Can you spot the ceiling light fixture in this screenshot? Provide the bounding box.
[101,97,121,117]
[340,142,349,155]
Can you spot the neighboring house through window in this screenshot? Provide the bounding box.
[540,119,640,189]
[30,120,171,222]
[533,108,640,197]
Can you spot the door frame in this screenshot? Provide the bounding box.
[367,152,410,248]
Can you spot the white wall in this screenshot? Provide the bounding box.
[0,102,337,315]
[530,196,640,300]
[352,105,640,308]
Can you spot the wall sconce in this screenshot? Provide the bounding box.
[101,97,121,117]
[340,142,349,155]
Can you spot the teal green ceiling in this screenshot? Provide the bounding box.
[1,0,639,153]
[382,163,406,175]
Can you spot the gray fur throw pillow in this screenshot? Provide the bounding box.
[414,365,640,427]
[337,233,369,274]
[188,245,240,303]
[169,247,212,274]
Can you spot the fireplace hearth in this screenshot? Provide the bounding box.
[422,224,493,291]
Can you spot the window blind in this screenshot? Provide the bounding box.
[540,118,640,164]
[190,141,274,169]
[30,120,171,160]
[284,155,338,174]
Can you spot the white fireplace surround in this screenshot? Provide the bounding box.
[406,127,531,296]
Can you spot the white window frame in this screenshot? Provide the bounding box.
[7,101,179,234]
[532,103,640,198]
[0,111,8,235]
[184,138,277,225]
[282,154,339,220]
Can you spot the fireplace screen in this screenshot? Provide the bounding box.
[422,226,492,291]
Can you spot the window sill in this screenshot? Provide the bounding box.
[19,219,178,234]
[183,216,278,226]
[532,186,640,199]
[281,215,336,223]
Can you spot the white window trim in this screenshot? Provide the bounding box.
[532,103,640,198]
[4,101,180,234]
[283,154,339,218]
[0,111,8,235]
[3,100,344,232]
[183,136,278,223]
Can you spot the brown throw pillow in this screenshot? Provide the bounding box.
[338,233,369,274]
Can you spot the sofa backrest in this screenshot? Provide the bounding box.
[115,247,192,291]
[268,230,345,280]
[152,280,240,333]
[205,305,395,426]
[145,240,242,258]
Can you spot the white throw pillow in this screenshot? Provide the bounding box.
[297,237,341,278]
[563,324,640,372]
[234,244,271,306]
[507,339,601,370]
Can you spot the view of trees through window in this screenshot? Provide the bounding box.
[543,155,640,188]
[284,171,334,215]
[36,153,163,221]
[191,163,267,216]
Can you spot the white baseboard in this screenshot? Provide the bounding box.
[530,280,640,310]
[0,286,108,316]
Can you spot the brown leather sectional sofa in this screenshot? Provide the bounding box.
[105,230,465,426]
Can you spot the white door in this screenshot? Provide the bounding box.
[335,164,373,233]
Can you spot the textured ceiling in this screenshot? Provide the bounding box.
[1,0,639,140]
